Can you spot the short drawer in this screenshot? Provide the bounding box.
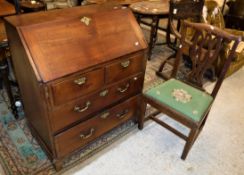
[54,96,138,158]
[105,53,146,84]
[51,68,104,105]
[50,74,143,133]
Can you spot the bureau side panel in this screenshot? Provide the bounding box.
[5,23,54,156]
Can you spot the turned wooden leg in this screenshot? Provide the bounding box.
[53,159,63,171]
[136,14,142,25]
[181,128,199,160]
[148,16,159,60]
[0,50,18,118]
[166,18,171,47]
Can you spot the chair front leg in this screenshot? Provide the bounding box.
[181,128,199,160]
[138,96,147,130]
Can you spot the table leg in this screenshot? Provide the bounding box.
[221,0,227,13]
[148,16,159,60]
[136,14,142,24]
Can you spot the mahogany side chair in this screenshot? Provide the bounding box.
[139,20,241,160]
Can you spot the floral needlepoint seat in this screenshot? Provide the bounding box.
[145,79,213,123]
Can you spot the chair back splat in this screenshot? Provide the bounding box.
[140,20,241,160]
[172,21,241,97]
[160,0,205,80]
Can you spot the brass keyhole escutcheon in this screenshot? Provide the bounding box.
[100,89,109,97]
[80,16,92,26]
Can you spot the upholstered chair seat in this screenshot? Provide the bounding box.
[145,79,213,123]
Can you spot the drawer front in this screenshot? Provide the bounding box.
[54,96,138,158]
[51,74,143,133]
[51,68,104,105]
[106,53,145,84]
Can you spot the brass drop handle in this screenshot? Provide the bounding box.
[116,109,129,119]
[120,60,130,68]
[100,112,110,119]
[99,89,109,97]
[80,128,95,140]
[74,77,86,86]
[74,101,91,113]
[117,83,130,93]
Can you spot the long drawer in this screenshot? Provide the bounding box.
[54,96,138,158]
[50,74,143,133]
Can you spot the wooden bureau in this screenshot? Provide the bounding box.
[4,4,147,170]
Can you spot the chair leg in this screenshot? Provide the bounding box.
[138,97,147,130]
[181,128,199,160]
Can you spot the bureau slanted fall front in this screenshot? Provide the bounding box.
[4,4,147,170]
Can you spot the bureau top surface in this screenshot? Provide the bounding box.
[5,5,147,82]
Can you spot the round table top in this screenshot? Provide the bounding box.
[85,0,143,5]
[129,0,169,15]
[0,20,7,42]
[0,0,16,17]
[20,0,45,10]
